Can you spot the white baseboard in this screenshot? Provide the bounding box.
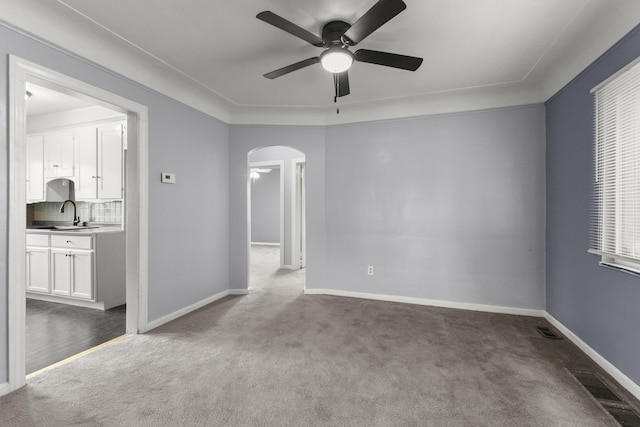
[303,288,545,317]
[229,289,249,295]
[251,242,280,247]
[0,382,9,397]
[146,289,231,331]
[544,312,640,401]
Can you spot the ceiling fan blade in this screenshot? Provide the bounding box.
[355,49,423,71]
[264,57,320,79]
[257,11,324,47]
[336,71,350,97]
[342,0,407,46]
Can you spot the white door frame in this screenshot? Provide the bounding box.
[248,160,285,269]
[6,56,149,394]
[291,158,306,269]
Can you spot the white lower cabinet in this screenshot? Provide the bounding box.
[26,231,125,310]
[51,249,72,296]
[50,234,94,300]
[51,249,94,300]
[26,234,50,294]
[71,251,93,299]
[26,247,50,294]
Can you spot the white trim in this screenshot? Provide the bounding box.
[7,56,149,393]
[250,242,280,247]
[228,289,249,295]
[303,288,545,317]
[128,110,150,334]
[588,249,640,277]
[544,312,640,401]
[0,382,10,397]
[291,157,306,270]
[146,290,231,331]
[249,160,285,268]
[7,56,28,394]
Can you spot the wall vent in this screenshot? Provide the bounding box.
[536,325,563,340]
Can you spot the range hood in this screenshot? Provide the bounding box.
[45,178,75,202]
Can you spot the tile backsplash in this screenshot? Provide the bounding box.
[28,201,122,224]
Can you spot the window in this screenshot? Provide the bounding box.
[590,57,640,273]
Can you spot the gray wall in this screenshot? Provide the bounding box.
[325,106,546,308]
[0,22,230,383]
[250,167,280,244]
[546,25,640,384]
[229,126,327,289]
[229,106,545,311]
[249,146,305,264]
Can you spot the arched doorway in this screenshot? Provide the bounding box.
[248,146,306,293]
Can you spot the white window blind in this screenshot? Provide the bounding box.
[591,57,640,272]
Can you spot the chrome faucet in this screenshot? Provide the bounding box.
[59,200,80,226]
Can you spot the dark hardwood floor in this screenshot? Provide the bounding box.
[26,298,126,374]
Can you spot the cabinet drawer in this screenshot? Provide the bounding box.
[26,234,49,247]
[51,235,93,250]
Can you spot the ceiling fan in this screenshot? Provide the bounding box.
[257,0,423,107]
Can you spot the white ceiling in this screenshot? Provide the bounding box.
[25,83,92,117]
[3,0,640,124]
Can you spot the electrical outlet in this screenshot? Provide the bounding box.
[367,266,374,276]
[161,172,176,184]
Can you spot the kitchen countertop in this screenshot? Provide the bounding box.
[27,225,123,235]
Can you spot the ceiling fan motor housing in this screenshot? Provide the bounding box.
[321,20,351,46]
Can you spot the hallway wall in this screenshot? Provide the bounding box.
[250,167,280,244]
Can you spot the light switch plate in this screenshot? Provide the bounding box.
[161,172,176,184]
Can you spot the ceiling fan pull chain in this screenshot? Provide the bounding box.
[334,74,340,114]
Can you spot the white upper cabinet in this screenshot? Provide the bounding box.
[74,126,98,200]
[97,123,124,200]
[26,134,45,202]
[75,122,124,201]
[28,120,125,202]
[44,130,75,178]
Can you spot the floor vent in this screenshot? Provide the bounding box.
[570,371,640,427]
[536,325,563,340]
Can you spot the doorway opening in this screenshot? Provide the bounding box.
[24,82,128,375]
[7,56,149,393]
[248,146,306,293]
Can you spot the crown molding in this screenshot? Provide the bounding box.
[2,0,639,125]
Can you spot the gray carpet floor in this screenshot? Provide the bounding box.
[0,245,636,426]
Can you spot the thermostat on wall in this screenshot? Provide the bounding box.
[161,172,176,184]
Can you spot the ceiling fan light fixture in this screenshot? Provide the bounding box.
[320,48,353,73]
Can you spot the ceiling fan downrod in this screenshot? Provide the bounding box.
[333,73,340,114]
